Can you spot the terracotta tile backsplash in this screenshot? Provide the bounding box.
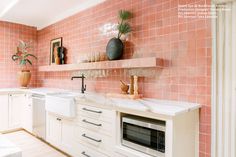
[1,0,211,156]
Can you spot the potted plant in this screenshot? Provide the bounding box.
[106,10,132,60]
[12,40,37,88]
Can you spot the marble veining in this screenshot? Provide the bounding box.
[0,88,201,117]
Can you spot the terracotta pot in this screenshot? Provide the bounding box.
[17,70,31,88]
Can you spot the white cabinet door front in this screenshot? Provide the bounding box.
[47,114,62,146]
[8,94,25,129]
[0,95,9,131]
[22,94,33,133]
[61,119,78,155]
[47,113,79,156]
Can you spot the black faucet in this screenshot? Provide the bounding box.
[71,74,86,93]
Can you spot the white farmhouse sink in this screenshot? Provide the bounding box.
[45,92,80,118]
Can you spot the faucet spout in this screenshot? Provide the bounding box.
[71,74,86,93]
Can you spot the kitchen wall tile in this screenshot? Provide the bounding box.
[0,0,212,156]
[0,21,37,87]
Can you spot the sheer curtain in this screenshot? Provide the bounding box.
[212,0,236,157]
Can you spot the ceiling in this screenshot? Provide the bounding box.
[0,0,105,30]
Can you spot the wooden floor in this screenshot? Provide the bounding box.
[3,131,67,157]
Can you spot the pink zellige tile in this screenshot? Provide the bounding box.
[33,0,212,156]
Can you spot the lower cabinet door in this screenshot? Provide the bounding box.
[61,119,79,156]
[46,114,79,156]
[46,114,62,146]
[0,95,9,131]
[79,143,109,157]
[8,94,25,129]
[21,94,33,133]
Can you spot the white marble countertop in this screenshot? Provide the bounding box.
[75,92,201,117]
[0,88,26,93]
[0,88,69,95]
[29,88,70,95]
[0,134,22,157]
[0,88,201,117]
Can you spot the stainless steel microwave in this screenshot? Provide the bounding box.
[121,115,166,157]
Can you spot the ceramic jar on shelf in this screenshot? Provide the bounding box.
[77,52,108,63]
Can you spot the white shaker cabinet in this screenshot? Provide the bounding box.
[0,93,30,132]
[47,114,62,146]
[0,95,9,131]
[76,104,116,157]
[8,94,25,129]
[46,113,78,156]
[21,94,33,133]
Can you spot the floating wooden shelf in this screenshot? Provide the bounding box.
[38,57,164,72]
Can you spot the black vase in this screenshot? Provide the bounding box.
[106,37,124,60]
[57,46,65,64]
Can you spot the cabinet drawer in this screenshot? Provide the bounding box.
[78,105,114,123]
[77,115,113,137]
[79,144,109,157]
[75,126,113,155]
[114,152,129,157]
